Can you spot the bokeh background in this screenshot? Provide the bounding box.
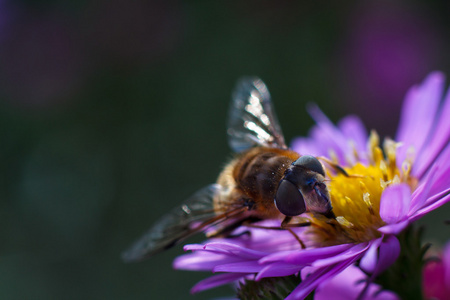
[1,0,449,299]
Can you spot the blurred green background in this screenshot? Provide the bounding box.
[0,0,449,299]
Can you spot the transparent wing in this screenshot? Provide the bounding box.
[227,77,287,152]
[122,184,245,262]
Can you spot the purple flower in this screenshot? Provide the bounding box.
[174,72,450,299]
[422,241,450,300]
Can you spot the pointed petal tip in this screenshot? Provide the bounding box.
[425,70,445,82]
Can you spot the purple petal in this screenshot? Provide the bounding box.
[184,242,267,259]
[373,235,400,276]
[337,115,368,158]
[310,125,336,157]
[291,136,323,157]
[213,261,263,273]
[396,72,445,165]
[291,108,369,165]
[413,86,450,178]
[359,236,400,277]
[408,143,450,219]
[359,238,382,273]
[286,259,358,300]
[255,262,302,280]
[312,243,369,268]
[409,165,437,214]
[407,144,450,221]
[183,243,213,251]
[410,188,450,222]
[260,244,353,265]
[424,144,450,201]
[173,252,243,271]
[378,220,409,235]
[315,265,399,300]
[307,104,350,164]
[299,265,320,280]
[379,184,411,224]
[191,273,245,293]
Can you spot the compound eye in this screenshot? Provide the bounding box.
[275,180,306,216]
[293,155,325,176]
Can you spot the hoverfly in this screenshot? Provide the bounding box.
[122,77,336,262]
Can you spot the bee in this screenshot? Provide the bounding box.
[122,77,335,262]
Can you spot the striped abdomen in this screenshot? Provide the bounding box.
[215,147,300,219]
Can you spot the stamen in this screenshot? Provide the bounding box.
[369,130,379,148]
[368,131,380,163]
[392,175,400,184]
[373,147,384,167]
[380,178,389,190]
[363,192,374,215]
[336,216,353,228]
[383,139,397,163]
[309,133,418,246]
[406,146,416,164]
[359,181,369,194]
[344,196,352,207]
[328,150,338,164]
[402,161,412,182]
[379,159,388,181]
[352,143,360,162]
[346,140,358,166]
[383,139,398,176]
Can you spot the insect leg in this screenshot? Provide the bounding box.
[245,217,309,249]
[280,216,308,249]
[242,223,285,231]
[318,156,364,178]
[280,216,312,228]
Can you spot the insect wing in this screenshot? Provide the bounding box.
[122,184,220,262]
[227,77,287,152]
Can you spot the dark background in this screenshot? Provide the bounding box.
[0,0,449,299]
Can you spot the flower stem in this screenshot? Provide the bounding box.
[375,225,428,300]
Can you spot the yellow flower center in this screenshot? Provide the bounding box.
[306,131,417,246]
